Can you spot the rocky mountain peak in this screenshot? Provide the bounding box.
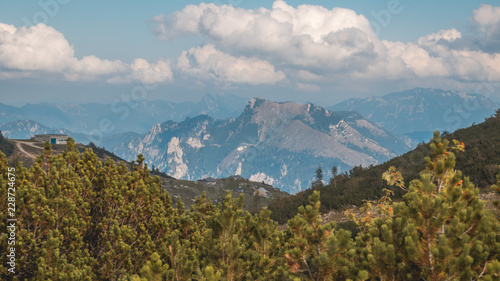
[113,98,410,193]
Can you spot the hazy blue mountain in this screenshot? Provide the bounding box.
[0,120,66,139]
[329,88,499,142]
[101,132,144,149]
[0,93,248,138]
[0,103,24,120]
[114,98,410,193]
[0,119,144,151]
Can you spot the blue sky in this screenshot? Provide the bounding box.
[1,0,500,106]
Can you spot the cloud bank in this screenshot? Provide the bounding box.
[1,1,500,93]
[153,1,500,89]
[0,23,173,84]
[177,44,285,85]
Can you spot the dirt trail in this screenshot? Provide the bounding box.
[12,140,42,160]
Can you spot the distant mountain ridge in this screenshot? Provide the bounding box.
[0,120,69,139]
[0,93,248,138]
[268,108,500,224]
[0,120,141,148]
[329,88,499,142]
[2,87,497,146]
[114,98,410,193]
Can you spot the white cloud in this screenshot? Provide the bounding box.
[154,1,500,88]
[249,172,275,185]
[417,28,461,47]
[0,23,127,80]
[177,44,285,85]
[378,27,500,81]
[382,40,449,78]
[153,3,219,40]
[471,4,500,53]
[108,58,174,84]
[472,4,500,33]
[130,58,173,84]
[156,0,378,70]
[2,1,500,94]
[0,23,174,84]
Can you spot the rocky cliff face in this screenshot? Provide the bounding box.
[114,98,410,193]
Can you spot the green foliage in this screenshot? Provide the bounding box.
[0,134,498,280]
[284,191,355,280]
[329,165,338,187]
[312,166,323,188]
[0,130,14,157]
[86,142,126,163]
[492,165,500,215]
[356,132,500,280]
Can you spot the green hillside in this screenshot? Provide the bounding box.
[269,109,500,224]
[1,132,499,280]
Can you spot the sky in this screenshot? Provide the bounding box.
[1,0,500,106]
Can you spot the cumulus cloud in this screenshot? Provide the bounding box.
[107,58,174,84]
[0,23,128,80]
[131,59,173,84]
[378,28,500,81]
[471,4,500,53]
[472,4,500,33]
[153,1,500,87]
[417,28,461,47]
[0,22,174,84]
[155,0,378,72]
[177,44,285,85]
[3,1,500,92]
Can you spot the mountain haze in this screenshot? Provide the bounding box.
[0,93,248,138]
[0,120,104,145]
[329,88,499,142]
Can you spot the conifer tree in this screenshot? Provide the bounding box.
[329,165,338,188]
[2,132,499,280]
[285,191,356,280]
[247,207,286,280]
[356,132,500,280]
[197,265,223,281]
[0,139,95,280]
[199,192,253,280]
[124,252,170,281]
[313,166,323,188]
[492,165,500,215]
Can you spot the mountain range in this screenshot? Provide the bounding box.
[329,88,499,142]
[113,98,410,193]
[269,107,500,224]
[1,87,498,193]
[0,93,248,138]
